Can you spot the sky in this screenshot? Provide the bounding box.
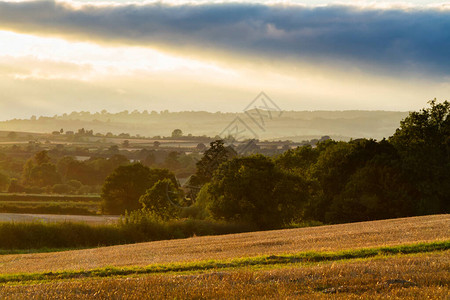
[0,0,449,120]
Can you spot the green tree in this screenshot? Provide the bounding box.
[307,141,355,221]
[275,145,319,172]
[28,163,61,187]
[7,178,24,193]
[171,129,183,138]
[108,145,119,154]
[390,99,450,214]
[196,143,206,152]
[101,164,178,214]
[143,152,156,167]
[57,158,95,185]
[0,172,10,192]
[66,179,82,190]
[34,150,50,165]
[139,179,180,220]
[207,155,308,229]
[102,164,152,214]
[22,151,61,187]
[52,183,73,194]
[163,151,181,170]
[325,160,415,223]
[307,139,400,222]
[190,140,237,186]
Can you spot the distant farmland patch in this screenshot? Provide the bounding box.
[0,193,102,215]
[0,193,101,202]
[0,213,118,225]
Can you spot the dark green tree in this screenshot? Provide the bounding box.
[0,172,10,192]
[325,160,415,223]
[190,140,237,186]
[7,178,24,193]
[139,179,180,220]
[34,150,50,165]
[171,129,183,138]
[163,151,181,170]
[22,151,61,187]
[207,155,308,229]
[143,152,156,167]
[390,99,450,214]
[275,145,319,172]
[101,164,177,214]
[28,163,61,187]
[307,139,401,222]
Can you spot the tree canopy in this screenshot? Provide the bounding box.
[207,155,309,229]
[199,101,449,226]
[139,179,180,220]
[390,99,450,214]
[190,140,237,187]
[101,163,178,214]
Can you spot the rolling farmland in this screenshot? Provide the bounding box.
[1,214,447,274]
[1,251,448,299]
[0,214,448,299]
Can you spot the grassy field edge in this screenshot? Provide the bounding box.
[1,240,448,285]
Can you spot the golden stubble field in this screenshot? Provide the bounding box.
[1,250,449,299]
[0,214,449,274]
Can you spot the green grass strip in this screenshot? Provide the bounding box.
[1,240,448,284]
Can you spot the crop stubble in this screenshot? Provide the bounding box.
[0,214,448,274]
[0,250,448,299]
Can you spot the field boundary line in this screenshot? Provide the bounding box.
[0,240,448,284]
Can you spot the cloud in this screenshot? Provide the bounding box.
[0,1,450,76]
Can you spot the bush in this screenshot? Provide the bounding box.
[0,222,119,249]
[24,186,45,194]
[66,180,82,190]
[179,184,212,220]
[7,179,25,193]
[0,212,256,250]
[52,184,73,194]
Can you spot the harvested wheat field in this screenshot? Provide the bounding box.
[0,214,448,274]
[1,249,449,299]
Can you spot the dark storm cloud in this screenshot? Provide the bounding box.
[1,1,449,75]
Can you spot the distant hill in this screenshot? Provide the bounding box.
[0,110,408,141]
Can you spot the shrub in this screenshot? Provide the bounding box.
[52,184,73,194]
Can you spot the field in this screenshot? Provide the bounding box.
[1,251,448,299]
[0,194,102,216]
[0,214,448,299]
[0,213,119,225]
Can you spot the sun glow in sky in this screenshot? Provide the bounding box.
[0,0,449,120]
[1,31,230,79]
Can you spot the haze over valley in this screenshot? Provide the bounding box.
[0,109,409,141]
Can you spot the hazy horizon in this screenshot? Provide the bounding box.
[0,109,409,141]
[0,107,411,123]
